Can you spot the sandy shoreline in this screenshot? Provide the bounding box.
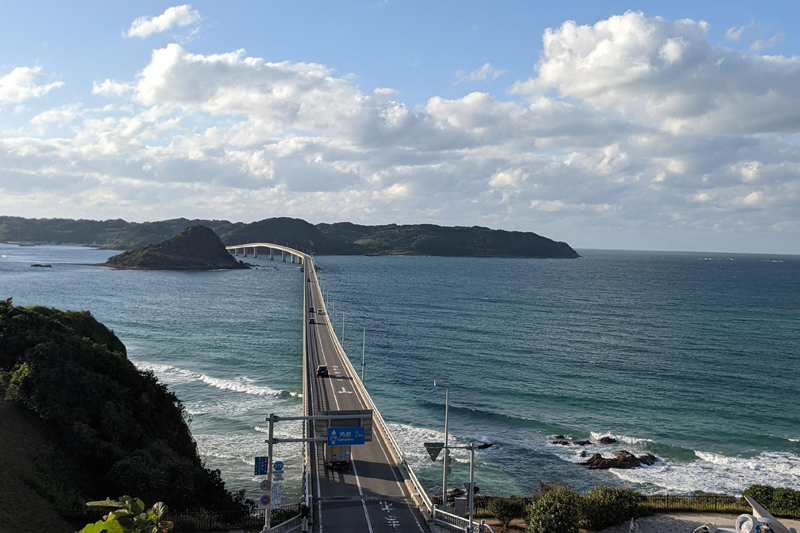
[599,513,800,532]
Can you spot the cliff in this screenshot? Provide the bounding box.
[105,225,248,270]
[0,301,249,530]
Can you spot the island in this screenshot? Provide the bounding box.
[105,225,248,270]
[1,215,579,258]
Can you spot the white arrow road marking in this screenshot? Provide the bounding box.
[337,387,353,394]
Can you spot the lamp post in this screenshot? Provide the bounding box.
[433,380,449,511]
[361,327,366,383]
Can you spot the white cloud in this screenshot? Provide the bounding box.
[749,32,785,52]
[725,19,754,41]
[93,79,135,96]
[511,12,800,136]
[455,63,507,84]
[30,105,82,127]
[0,67,63,105]
[125,5,201,38]
[1,12,799,253]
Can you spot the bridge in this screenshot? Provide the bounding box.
[226,244,492,533]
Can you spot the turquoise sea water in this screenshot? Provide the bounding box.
[2,244,799,501]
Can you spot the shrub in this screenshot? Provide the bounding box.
[743,485,775,509]
[771,488,800,515]
[487,497,526,531]
[78,495,173,533]
[525,487,581,533]
[581,486,646,531]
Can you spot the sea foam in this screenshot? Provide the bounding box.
[134,360,300,398]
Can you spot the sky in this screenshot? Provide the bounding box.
[1,1,799,254]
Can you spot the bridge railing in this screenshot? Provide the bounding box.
[269,514,302,533]
[432,509,496,533]
[314,260,434,516]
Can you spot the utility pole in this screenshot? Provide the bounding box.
[361,327,366,383]
[434,381,449,511]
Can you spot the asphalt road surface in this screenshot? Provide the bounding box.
[304,263,429,533]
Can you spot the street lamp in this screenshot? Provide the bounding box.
[433,380,449,511]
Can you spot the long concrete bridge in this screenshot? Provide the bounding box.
[226,243,491,533]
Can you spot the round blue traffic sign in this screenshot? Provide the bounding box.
[273,461,284,471]
[260,494,271,505]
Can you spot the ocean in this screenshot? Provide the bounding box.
[2,244,799,502]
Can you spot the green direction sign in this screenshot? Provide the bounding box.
[424,442,444,462]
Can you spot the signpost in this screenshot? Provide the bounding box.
[260,480,272,492]
[258,494,272,509]
[424,442,444,462]
[327,426,366,446]
[254,456,269,476]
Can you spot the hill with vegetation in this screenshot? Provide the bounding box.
[105,225,248,270]
[0,301,250,531]
[0,215,579,258]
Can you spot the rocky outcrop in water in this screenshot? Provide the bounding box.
[582,450,658,469]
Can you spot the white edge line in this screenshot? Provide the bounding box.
[361,500,374,533]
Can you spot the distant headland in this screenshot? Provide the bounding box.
[0,215,579,259]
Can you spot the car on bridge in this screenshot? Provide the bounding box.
[309,306,315,313]
[316,365,329,377]
[317,309,324,314]
[309,318,316,324]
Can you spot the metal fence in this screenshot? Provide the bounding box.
[168,504,301,532]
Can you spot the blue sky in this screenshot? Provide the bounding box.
[1,1,799,253]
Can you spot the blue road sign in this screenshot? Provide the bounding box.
[254,456,269,476]
[260,494,271,506]
[327,427,366,446]
[273,460,284,471]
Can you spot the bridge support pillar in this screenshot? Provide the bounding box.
[270,248,274,260]
[282,251,286,262]
[253,247,258,259]
[243,248,247,257]
[234,248,239,256]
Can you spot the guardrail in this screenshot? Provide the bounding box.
[314,260,434,516]
[432,509,495,533]
[269,515,302,533]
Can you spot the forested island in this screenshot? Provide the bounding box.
[0,215,579,258]
[0,301,251,532]
[105,225,248,270]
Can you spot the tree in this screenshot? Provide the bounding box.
[488,497,526,531]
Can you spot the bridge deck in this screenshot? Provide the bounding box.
[304,259,428,533]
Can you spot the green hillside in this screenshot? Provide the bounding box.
[0,215,579,258]
[0,301,250,530]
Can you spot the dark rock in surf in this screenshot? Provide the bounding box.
[599,436,617,444]
[582,450,658,469]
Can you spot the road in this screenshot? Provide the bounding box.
[304,263,429,533]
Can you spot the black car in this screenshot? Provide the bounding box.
[316,365,329,377]
[309,318,316,324]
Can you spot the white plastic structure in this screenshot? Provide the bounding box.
[736,514,759,533]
